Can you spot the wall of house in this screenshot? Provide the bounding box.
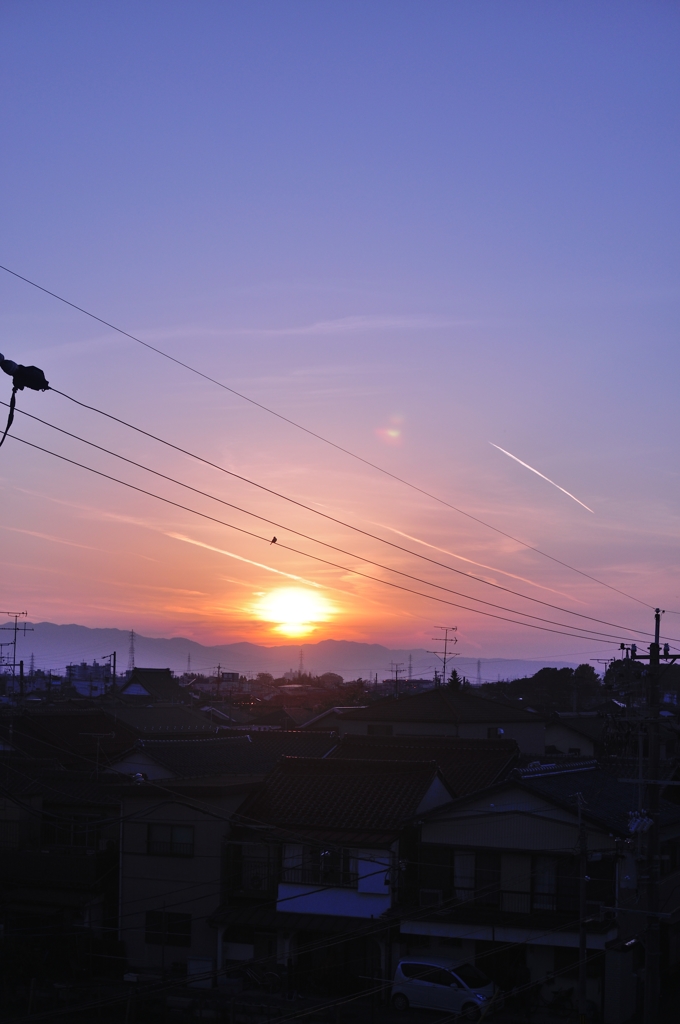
[544,723,595,757]
[120,791,246,973]
[421,787,615,854]
[338,719,545,753]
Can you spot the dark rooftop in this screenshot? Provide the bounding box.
[105,705,223,735]
[341,687,544,725]
[520,765,680,835]
[236,756,447,837]
[125,730,338,779]
[117,668,191,704]
[331,735,518,796]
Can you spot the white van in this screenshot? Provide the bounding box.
[391,957,494,1019]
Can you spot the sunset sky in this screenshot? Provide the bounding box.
[1,2,679,664]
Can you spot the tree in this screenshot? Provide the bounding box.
[447,669,461,690]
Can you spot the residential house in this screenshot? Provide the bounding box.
[403,761,680,1022]
[215,756,455,991]
[119,776,255,979]
[116,668,192,704]
[337,687,546,753]
[545,712,605,757]
[0,758,123,978]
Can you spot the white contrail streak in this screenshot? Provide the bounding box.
[490,444,594,513]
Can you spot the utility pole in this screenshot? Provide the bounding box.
[102,652,117,693]
[390,662,404,697]
[428,626,458,688]
[629,608,667,1024]
[644,609,661,1024]
[574,792,588,1024]
[1,612,32,692]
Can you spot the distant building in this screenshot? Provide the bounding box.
[66,660,112,696]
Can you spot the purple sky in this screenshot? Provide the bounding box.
[1,2,679,664]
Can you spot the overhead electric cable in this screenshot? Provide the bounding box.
[0,263,650,609]
[4,432,643,645]
[28,394,656,639]
[7,401,662,640]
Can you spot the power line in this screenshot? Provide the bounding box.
[12,396,660,641]
[0,263,651,610]
[3,432,647,645]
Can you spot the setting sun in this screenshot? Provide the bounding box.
[254,588,334,638]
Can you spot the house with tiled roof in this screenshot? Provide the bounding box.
[402,761,680,1019]
[109,730,338,781]
[338,686,546,752]
[116,667,191,704]
[214,756,455,989]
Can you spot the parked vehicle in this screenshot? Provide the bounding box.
[391,957,493,1019]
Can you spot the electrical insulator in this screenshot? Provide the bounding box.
[0,351,50,449]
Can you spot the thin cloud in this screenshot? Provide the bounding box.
[0,524,100,551]
[166,532,323,587]
[370,521,582,602]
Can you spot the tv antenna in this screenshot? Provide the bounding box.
[428,625,458,688]
[1,612,32,688]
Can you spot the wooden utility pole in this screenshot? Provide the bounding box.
[629,608,665,1024]
[576,793,588,1024]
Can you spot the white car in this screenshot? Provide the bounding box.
[391,957,494,1019]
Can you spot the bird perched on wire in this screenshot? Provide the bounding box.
[0,352,50,449]
[270,536,277,545]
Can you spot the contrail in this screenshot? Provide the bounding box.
[490,444,594,513]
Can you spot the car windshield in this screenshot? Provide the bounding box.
[451,963,490,988]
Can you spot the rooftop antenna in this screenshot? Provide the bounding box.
[299,647,304,679]
[1,612,32,689]
[408,654,413,681]
[127,629,135,673]
[428,626,458,688]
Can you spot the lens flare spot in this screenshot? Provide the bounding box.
[254,587,334,637]
[376,414,404,445]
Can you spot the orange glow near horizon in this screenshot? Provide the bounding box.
[253,587,335,637]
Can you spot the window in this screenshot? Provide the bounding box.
[476,852,501,907]
[282,845,357,887]
[454,851,475,901]
[145,911,191,947]
[533,856,557,911]
[42,814,99,849]
[500,853,531,913]
[147,824,194,857]
[401,964,454,986]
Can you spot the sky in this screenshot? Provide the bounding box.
[1,1,679,666]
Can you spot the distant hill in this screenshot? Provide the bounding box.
[2,621,578,682]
